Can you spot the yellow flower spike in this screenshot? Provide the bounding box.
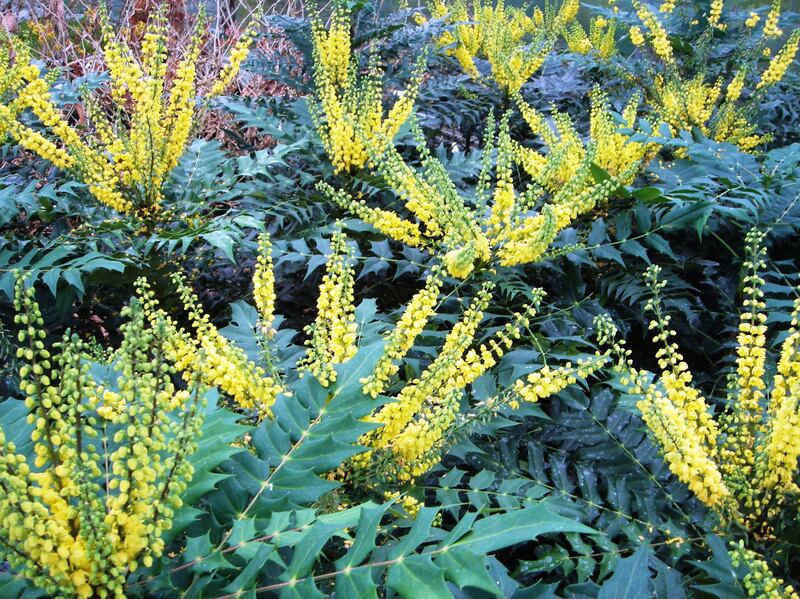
[763,0,783,38]
[320,182,427,248]
[363,286,606,482]
[708,0,724,29]
[254,232,278,337]
[297,228,359,387]
[634,0,674,64]
[600,235,800,535]
[208,8,263,97]
[361,266,444,398]
[1,275,205,598]
[309,1,426,173]
[745,11,760,28]
[629,25,645,46]
[757,30,800,90]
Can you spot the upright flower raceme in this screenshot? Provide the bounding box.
[0,5,260,218]
[600,230,800,540]
[420,0,567,94]
[0,277,205,598]
[309,0,426,173]
[514,88,657,193]
[322,114,631,279]
[297,228,359,386]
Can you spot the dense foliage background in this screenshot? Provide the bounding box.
[0,0,799,596]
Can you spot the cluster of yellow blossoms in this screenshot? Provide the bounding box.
[0,5,259,218]
[137,273,284,421]
[599,231,800,596]
[360,266,444,397]
[729,541,800,599]
[355,281,607,481]
[309,0,425,173]
[514,87,657,191]
[563,15,618,59]
[420,0,577,94]
[630,0,799,151]
[323,115,631,279]
[297,229,360,386]
[0,277,205,598]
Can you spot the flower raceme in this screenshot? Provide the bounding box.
[353,280,608,481]
[0,5,259,218]
[0,277,205,598]
[420,0,570,94]
[601,231,800,538]
[514,87,658,193]
[322,113,633,279]
[297,228,360,386]
[629,0,799,151]
[309,0,426,174]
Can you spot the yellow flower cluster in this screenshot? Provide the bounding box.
[254,233,277,337]
[309,1,425,173]
[137,276,284,421]
[629,25,645,46]
[562,15,618,59]
[0,277,204,598]
[0,7,258,219]
[745,11,760,28]
[325,114,629,279]
[659,0,676,13]
[763,0,783,38]
[361,266,444,397]
[515,88,657,192]
[423,0,567,94]
[298,228,359,386]
[634,0,674,64]
[729,541,799,599]
[601,231,800,537]
[208,10,263,97]
[708,0,724,29]
[757,30,800,89]
[652,74,766,150]
[628,0,796,152]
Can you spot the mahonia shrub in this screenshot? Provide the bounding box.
[514,86,659,192]
[321,114,633,279]
[0,278,206,598]
[598,230,800,597]
[135,230,605,485]
[628,0,799,150]
[418,0,574,94]
[0,3,259,219]
[309,0,425,174]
